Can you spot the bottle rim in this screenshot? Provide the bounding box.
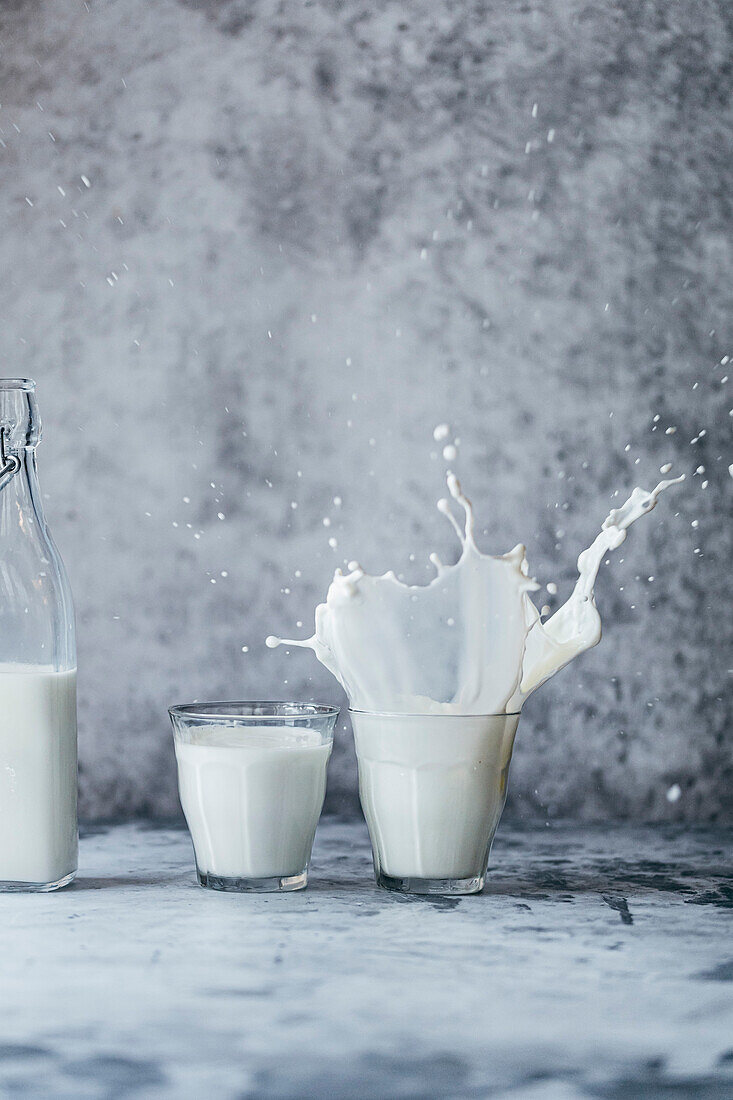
[0,378,35,392]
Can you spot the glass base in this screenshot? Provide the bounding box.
[0,869,76,893]
[376,869,485,896]
[197,869,307,893]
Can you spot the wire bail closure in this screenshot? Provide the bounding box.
[0,426,21,492]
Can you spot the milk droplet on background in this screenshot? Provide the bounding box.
[666,784,682,803]
[433,424,450,442]
[442,444,457,462]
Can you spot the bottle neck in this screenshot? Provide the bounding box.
[0,448,44,527]
[0,381,40,453]
[0,381,43,519]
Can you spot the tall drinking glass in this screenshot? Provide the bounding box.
[351,711,519,895]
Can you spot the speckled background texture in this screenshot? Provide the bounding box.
[1,0,730,821]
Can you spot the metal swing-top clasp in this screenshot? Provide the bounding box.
[0,426,21,492]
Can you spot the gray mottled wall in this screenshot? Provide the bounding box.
[1,0,731,821]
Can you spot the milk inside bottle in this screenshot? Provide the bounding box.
[0,380,77,891]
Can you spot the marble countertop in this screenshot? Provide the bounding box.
[0,820,731,1098]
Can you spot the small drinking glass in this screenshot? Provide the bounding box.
[169,702,338,892]
[351,710,520,895]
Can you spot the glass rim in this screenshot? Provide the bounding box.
[349,708,521,719]
[169,700,340,722]
[0,378,35,391]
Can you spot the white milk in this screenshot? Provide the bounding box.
[351,711,519,881]
[267,472,684,714]
[175,726,331,880]
[0,666,78,887]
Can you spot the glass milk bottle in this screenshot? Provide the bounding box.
[0,379,77,890]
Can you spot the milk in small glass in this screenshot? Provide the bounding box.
[169,702,338,892]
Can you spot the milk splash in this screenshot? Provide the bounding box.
[267,472,684,715]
